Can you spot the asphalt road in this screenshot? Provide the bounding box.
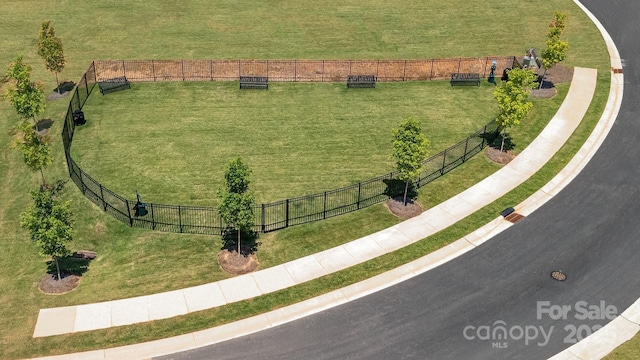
[157,1,640,359]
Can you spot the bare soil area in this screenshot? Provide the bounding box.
[218,249,259,275]
[386,196,423,219]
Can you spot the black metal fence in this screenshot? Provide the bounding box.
[62,60,499,235]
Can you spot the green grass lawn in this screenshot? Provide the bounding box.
[0,0,614,358]
[72,81,497,205]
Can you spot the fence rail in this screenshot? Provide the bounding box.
[63,59,501,235]
[94,57,516,83]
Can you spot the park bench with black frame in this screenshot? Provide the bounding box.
[239,76,268,90]
[98,76,131,95]
[450,73,480,86]
[347,75,376,88]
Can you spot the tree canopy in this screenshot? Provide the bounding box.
[493,68,537,152]
[540,12,569,89]
[20,186,74,281]
[218,158,256,254]
[37,21,66,92]
[4,55,46,123]
[391,118,429,205]
[14,121,53,186]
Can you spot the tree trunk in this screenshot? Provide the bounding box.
[403,180,409,206]
[237,228,241,255]
[55,257,61,281]
[500,129,506,152]
[40,168,46,187]
[55,72,61,94]
[538,68,548,90]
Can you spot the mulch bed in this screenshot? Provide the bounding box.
[386,196,423,219]
[531,64,574,99]
[485,146,516,165]
[38,273,81,295]
[218,249,259,275]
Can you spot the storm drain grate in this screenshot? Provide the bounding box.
[551,270,567,281]
[504,212,525,223]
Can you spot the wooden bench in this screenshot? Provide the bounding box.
[450,73,480,86]
[239,76,268,90]
[98,76,131,95]
[72,250,97,260]
[347,75,376,88]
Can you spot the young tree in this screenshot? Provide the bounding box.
[539,12,569,89]
[391,118,430,205]
[14,121,53,186]
[493,68,537,152]
[218,158,255,254]
[37,21,66,93]
[4,56,46,124]
[20,187,74,281]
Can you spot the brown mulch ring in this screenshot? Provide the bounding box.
[386,196,423,219]
[485,146,516,165]
[38,273,81,295]
[218,249,259,275]
[34,118,54,136]
[531,64,574,99]
[46,91,71,101]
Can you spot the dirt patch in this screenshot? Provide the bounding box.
[531,64,573,99]
[38,273,81,295]
[538,64,574,84]
[95,222,106,237]
[34,118,54,136]
[485,146,516,165]
[218,249,259,275]
[47,91,71,101]
[531,87,558,99]
[386,197,423,219]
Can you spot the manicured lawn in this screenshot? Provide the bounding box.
[72,80,497,205]
[0,0,612,358]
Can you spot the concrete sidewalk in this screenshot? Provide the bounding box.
[32,67,598,339]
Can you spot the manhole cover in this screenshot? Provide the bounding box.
[551,271,567,281]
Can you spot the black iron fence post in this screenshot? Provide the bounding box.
[403,60,407,81]
[357,183,362,209]
[261,204,265,232]
[84,73,89,99]
[126,199,133,226]
[462,137,469,162]
[323,192,327,219]
[78,170,86,195]
[481,125,487,148]
[99,184,106,211]
[178,205,183,233]
[151,204,156,230]
[441,149,447,175]
[285,199,290,227]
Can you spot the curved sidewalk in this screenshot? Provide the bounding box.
[33,67,598,339]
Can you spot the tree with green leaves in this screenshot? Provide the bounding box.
[539,12,569,89]
[37,21,66,93]
[20,186,74,281]
[4,56,46,124]
[391,118,430,205]
[14,121,53,186]
[218,158,256,254]
[493,67,537,152]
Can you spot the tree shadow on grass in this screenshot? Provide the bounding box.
[482,130,516,152]
[220,228,261,256]
[46,256,90,278]
[383,178,418,200]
